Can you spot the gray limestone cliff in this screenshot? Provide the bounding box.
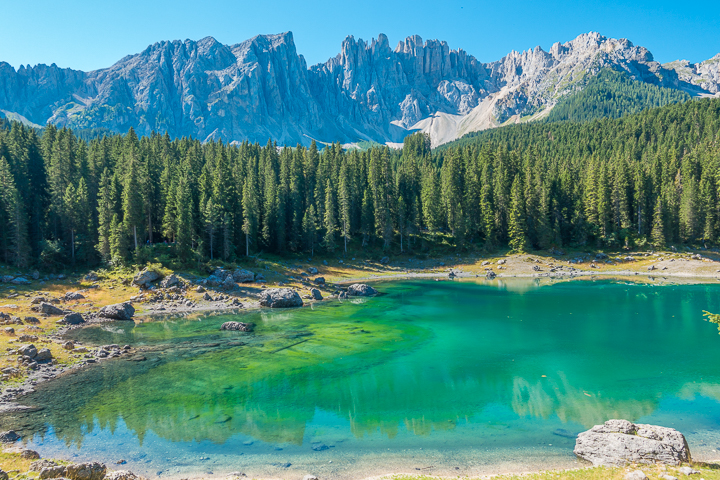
[0,31,718,147]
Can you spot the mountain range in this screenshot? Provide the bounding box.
[0,31,718,147]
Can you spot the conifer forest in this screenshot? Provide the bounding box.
[1,97,719,270]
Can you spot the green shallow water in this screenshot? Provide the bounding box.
[5,278,720,478]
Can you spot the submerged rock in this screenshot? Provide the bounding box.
[0,430,20,442]
[259,288,303,308]
[98,303,135,320]
[574,419,691,466]
[347,284,378,297]
[220,321,254,332]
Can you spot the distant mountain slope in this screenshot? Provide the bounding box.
[546,68,691,123]
[0,32,718,147]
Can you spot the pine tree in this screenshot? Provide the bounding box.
[650,196,666,248]
[338,160,351,253]
[109,213,128,264]
[122,155,144,251]
[508,176,528,252]
[323,179,337,252]
[241,162,259,256]
[203,198,220,260]
[302,204,318,256]
[175,175,194,262]
[96,169,114,262]
[0,156,29,266]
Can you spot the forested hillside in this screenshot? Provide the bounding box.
[546,69,691,123]
[1,97,719,270]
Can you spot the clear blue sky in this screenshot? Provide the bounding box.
[0,0,717,71]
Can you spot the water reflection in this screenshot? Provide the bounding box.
[2,280,720,458]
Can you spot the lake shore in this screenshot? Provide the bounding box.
[2,249,720,478]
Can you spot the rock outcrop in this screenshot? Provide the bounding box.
[259,288,303,308]
[1,32,717,147]
[574,419,691,466]
[132,268,162,287]
[97,303,135,320]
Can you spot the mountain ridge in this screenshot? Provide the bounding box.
[0,31,718,146]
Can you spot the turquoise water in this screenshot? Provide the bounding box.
[5,279,720,478]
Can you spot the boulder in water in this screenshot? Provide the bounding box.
[347,284,378,297]
[259,288,303,308]
[574,419,691,466]
[98,303,135,320]
[0,430,20,442]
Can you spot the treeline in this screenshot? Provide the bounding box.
[546,68,691,123]
[1,97,720,270]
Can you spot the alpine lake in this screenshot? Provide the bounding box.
[4,278,720,479]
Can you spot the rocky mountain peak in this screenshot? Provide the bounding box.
[0,30,718,147]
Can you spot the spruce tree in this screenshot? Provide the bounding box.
[323,179,337,252]
[508,176,528,252]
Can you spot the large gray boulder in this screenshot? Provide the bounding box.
[39,302,64,315]
[310,288,323,300]
[10,277,31,285]
[35,348,53,362]
[17,344,38,358]
[98,303,135,320]
[132,268,162,287]
[232,269,255,283]
[347,284,378,297]
[574,419,691,466]
[64,462,107,480]
[259,288,303,308]
[40,462,106,480]
[223,275,237,290]
[59,313,85,325]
